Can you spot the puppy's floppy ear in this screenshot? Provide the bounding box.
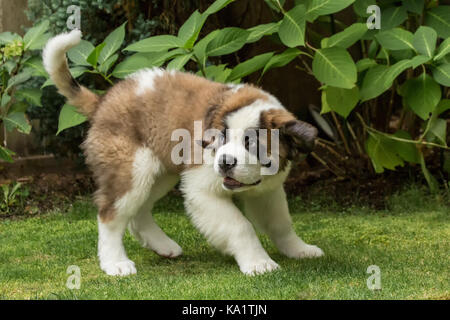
[281,120,318,161]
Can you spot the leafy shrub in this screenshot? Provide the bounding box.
[0,21,50,162]
[36,0,449,191]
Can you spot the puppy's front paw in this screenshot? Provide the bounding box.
[101,260,137,276]
[285,244,324,259]
[239,258,280,276]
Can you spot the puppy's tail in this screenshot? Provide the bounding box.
[43,30,99,118]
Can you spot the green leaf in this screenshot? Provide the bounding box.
[98,22,126,64]
[9,101,29,113]
[200,64,232,82]
[15,88,42,107]
[410,55,431,69]
[419,153,439,193]
[167,53,193,71]
[193,30,219,67]
[178,10,205,49]
[375,28,414,51]
[6,69,32,91]
[24,56,47,77]
[321,23,367,49]
[279,4,306,47]
[247,22,280,44]
[228,52,274,81]
[86,43,106,66]
[435,99,450,116]
[412,26,437,58]
[23,20,49,50]
[356,58,377,72]
[405,73,441,120]
[390,130,420,163]
[111,52,167,79]
[124,35,183,53]
[27,33,51,51]
[324,86,359,118]
[366,133,404,173]
[360,60,412,101]
[99,54,119,74]
[67,40,96,66]
[353,0,374,17]
[381,6,408,30]
[204,0,236,16]
[0,146,14,163]
[403,0,424,14]
[262,48,302,76]
[306,0,355,22]
[206,28,249,56]
[264,0,286,12]
[431,63,450,86]
[3,112,31,134]
[434,38,450,61]
[57,104,87,135]
[427,117,447,146]
[425,6,450,39]
[312,47,357,89]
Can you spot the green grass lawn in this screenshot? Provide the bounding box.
[0,186,448,300]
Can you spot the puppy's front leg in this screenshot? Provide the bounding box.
[184,191,279,276]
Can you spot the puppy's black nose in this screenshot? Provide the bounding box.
[219,154,237,172]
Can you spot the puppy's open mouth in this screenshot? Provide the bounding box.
[223,177,261,190]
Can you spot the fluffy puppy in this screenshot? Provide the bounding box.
[43,30,323,276]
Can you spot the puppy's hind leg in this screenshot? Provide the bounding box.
[128,174,182,258]
[97,147,164,276]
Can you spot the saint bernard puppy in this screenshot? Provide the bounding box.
[43,30,323,277]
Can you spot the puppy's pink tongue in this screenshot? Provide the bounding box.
[224,177,242,187]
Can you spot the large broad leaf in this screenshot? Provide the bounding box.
[57,104,87,135]
[262,48,302,76]
[227,52,274,81]
[410,55,431,69]
[23,20,49,50]
[98,22,126,64]
[366,133,404,173]
[353,0,373,17]
[391,130,420,164]
[412,26,437,58]
[68,40,96,66]
[356,58,377,72]
[246,22,280,44]
[324,86,359,118]
[3,112,31,134]
[427,117,447,147]
[167,53,193,71]
[435,99,450,116]
[24,56,47,77]
[434,38,450,61]
[124,35,183,53]
[312,47,357,89]
[305,0,355,22]
[206,28,249,56]
[403,0,424,14]
[381,6,408,30]
[193,30,219,66]
[111,52,168,78]
[432,63,450,87]
[178,10,205,49]
[200,64,232,83]
[99,53,119,74]
[425,6,450,39]
[86,43,106,66]
[278,4,306,48]
[15,88,42,107]
[0,32,21,45]
[6,69,32,91]
[360,60,412,101]
[405,73,441,120]
[321,23,367,49]
[204,0,236,16]
[375,28,414,51]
